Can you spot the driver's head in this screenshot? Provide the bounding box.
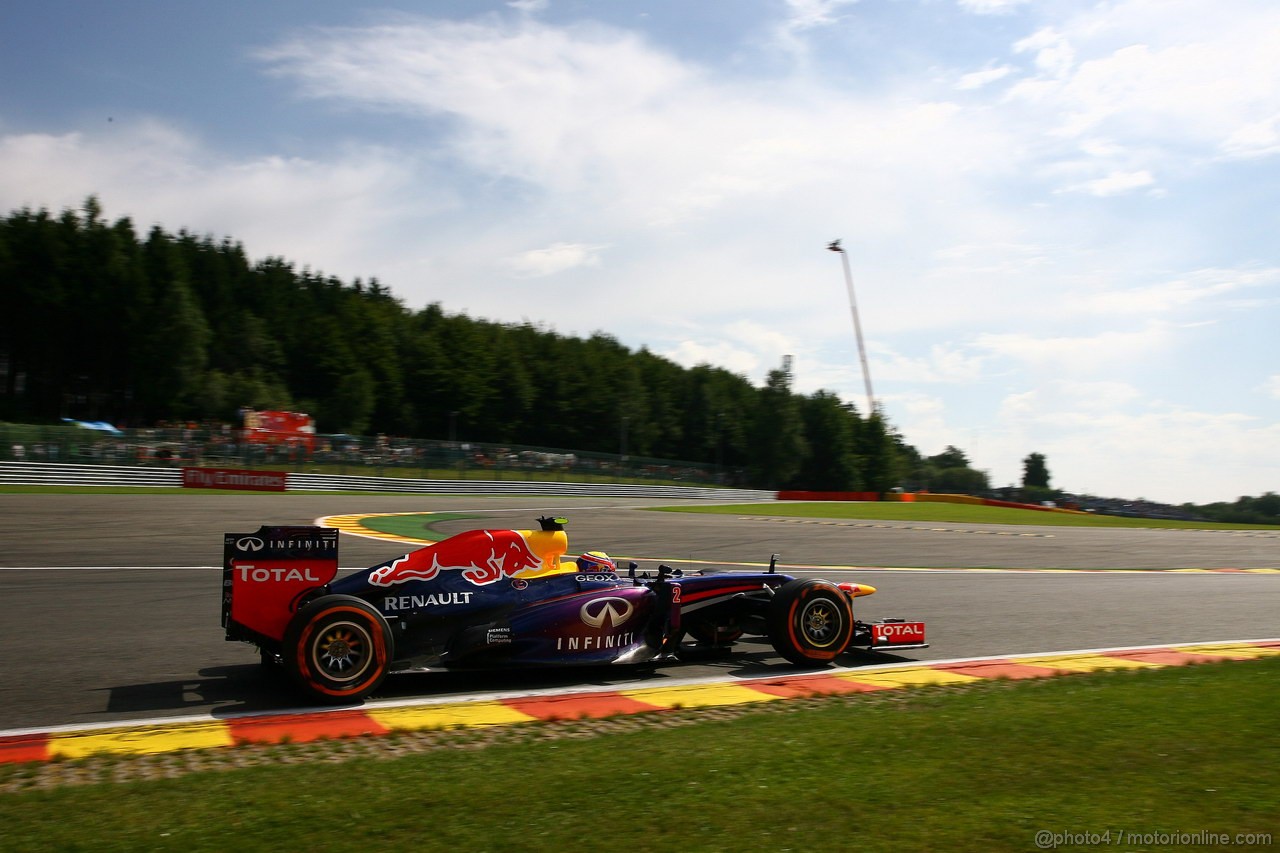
[576,551,617,573]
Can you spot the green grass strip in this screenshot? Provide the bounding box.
[655,501,1280,529]
[1,660,1276,851]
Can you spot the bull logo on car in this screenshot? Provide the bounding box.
[368,529,550,587]
[579,597,635,629]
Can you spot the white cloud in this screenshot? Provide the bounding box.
[255,16,1016,234]
[0,124,422,281]
[781,0,857,32]
[1066,168,1155,197]
[257,19,698,203]
[1078,267,1280,315]
[890,391,955,454]
[1050,380,1142,411]
[1221,113,1280,158]
[874,344,986,383]
[991,387,1280,502]
[660,328,781,378]
[958,0,1031,14]
[1013,27,1074,80]
[662,339,762,376]
[657,320,803,382]
[1005,2,1280,170]
[505,242,606,277]
[956,63,1013,90]
[974,324,1173,372]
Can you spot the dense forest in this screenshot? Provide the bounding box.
[0,197,944,491]
[2,198,1275,522]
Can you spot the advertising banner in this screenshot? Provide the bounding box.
[183,467,287,492]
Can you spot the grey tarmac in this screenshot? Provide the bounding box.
[2,494,1275,731]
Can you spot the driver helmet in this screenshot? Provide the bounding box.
[576,551,617,573]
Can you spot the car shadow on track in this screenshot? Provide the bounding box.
[99,664,330,719]
[99,647,932,722]
[686,644,926,679]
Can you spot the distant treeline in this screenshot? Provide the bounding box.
[4,198,1274,520]
[1195,493,1280,526]
[1,197,929,490]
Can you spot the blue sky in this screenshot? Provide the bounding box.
[2,0,1277,504]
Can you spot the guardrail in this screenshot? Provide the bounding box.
[0,462,776,502]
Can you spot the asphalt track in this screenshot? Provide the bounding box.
[2,494,1277,732]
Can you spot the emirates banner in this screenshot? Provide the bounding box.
[183,467,287,492]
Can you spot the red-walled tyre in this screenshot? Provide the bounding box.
[283,595,393,704]
[767,579,854,667]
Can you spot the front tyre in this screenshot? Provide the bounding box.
[283,595,393,704]
[767,579,854,667]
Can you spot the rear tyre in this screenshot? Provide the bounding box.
[283,595,393,704]
[767,579,854,667]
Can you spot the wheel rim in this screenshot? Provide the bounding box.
[798,598,843,648]
[309,619,374,683]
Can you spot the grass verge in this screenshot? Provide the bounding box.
[1,659,1277,851]
[655,500,1280,529]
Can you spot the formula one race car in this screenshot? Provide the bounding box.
[221,517,927,703]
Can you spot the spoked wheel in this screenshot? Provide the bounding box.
[283,595,393,703]
[767,579,854,667]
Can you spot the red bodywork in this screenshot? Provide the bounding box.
[368,529,543,587]
[222,527,339,643]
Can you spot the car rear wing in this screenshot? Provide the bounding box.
[222,526,340,645]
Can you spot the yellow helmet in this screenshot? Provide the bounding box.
[575,551,616,573]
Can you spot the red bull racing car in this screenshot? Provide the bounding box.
[221,517,927,703]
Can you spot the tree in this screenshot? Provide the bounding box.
[855,411,903,494]
[795,391,861,490]
[927,445,969,469]
[0,196,957,492]
[748,364,807,488]
[1022,453,1051,489]
[138,228,211,420]
[931,466,990,494]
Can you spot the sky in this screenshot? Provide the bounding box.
[1,0,1277,505]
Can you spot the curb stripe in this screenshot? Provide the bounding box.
[744,673,894,697]
[619,682,784,710]
[504,692,666,721]
[1174,643,1280,659]
[367,700,536,732]
[1002,653,1161,672]
[933,661,1064,680]
[49,723,235,760]
[227,710,388,745]
[0,735,50,764]
[838,667,984,688]
[3,639,1278,765]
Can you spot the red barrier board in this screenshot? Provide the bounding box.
[183,467,287,492]
[777,490,881,501]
